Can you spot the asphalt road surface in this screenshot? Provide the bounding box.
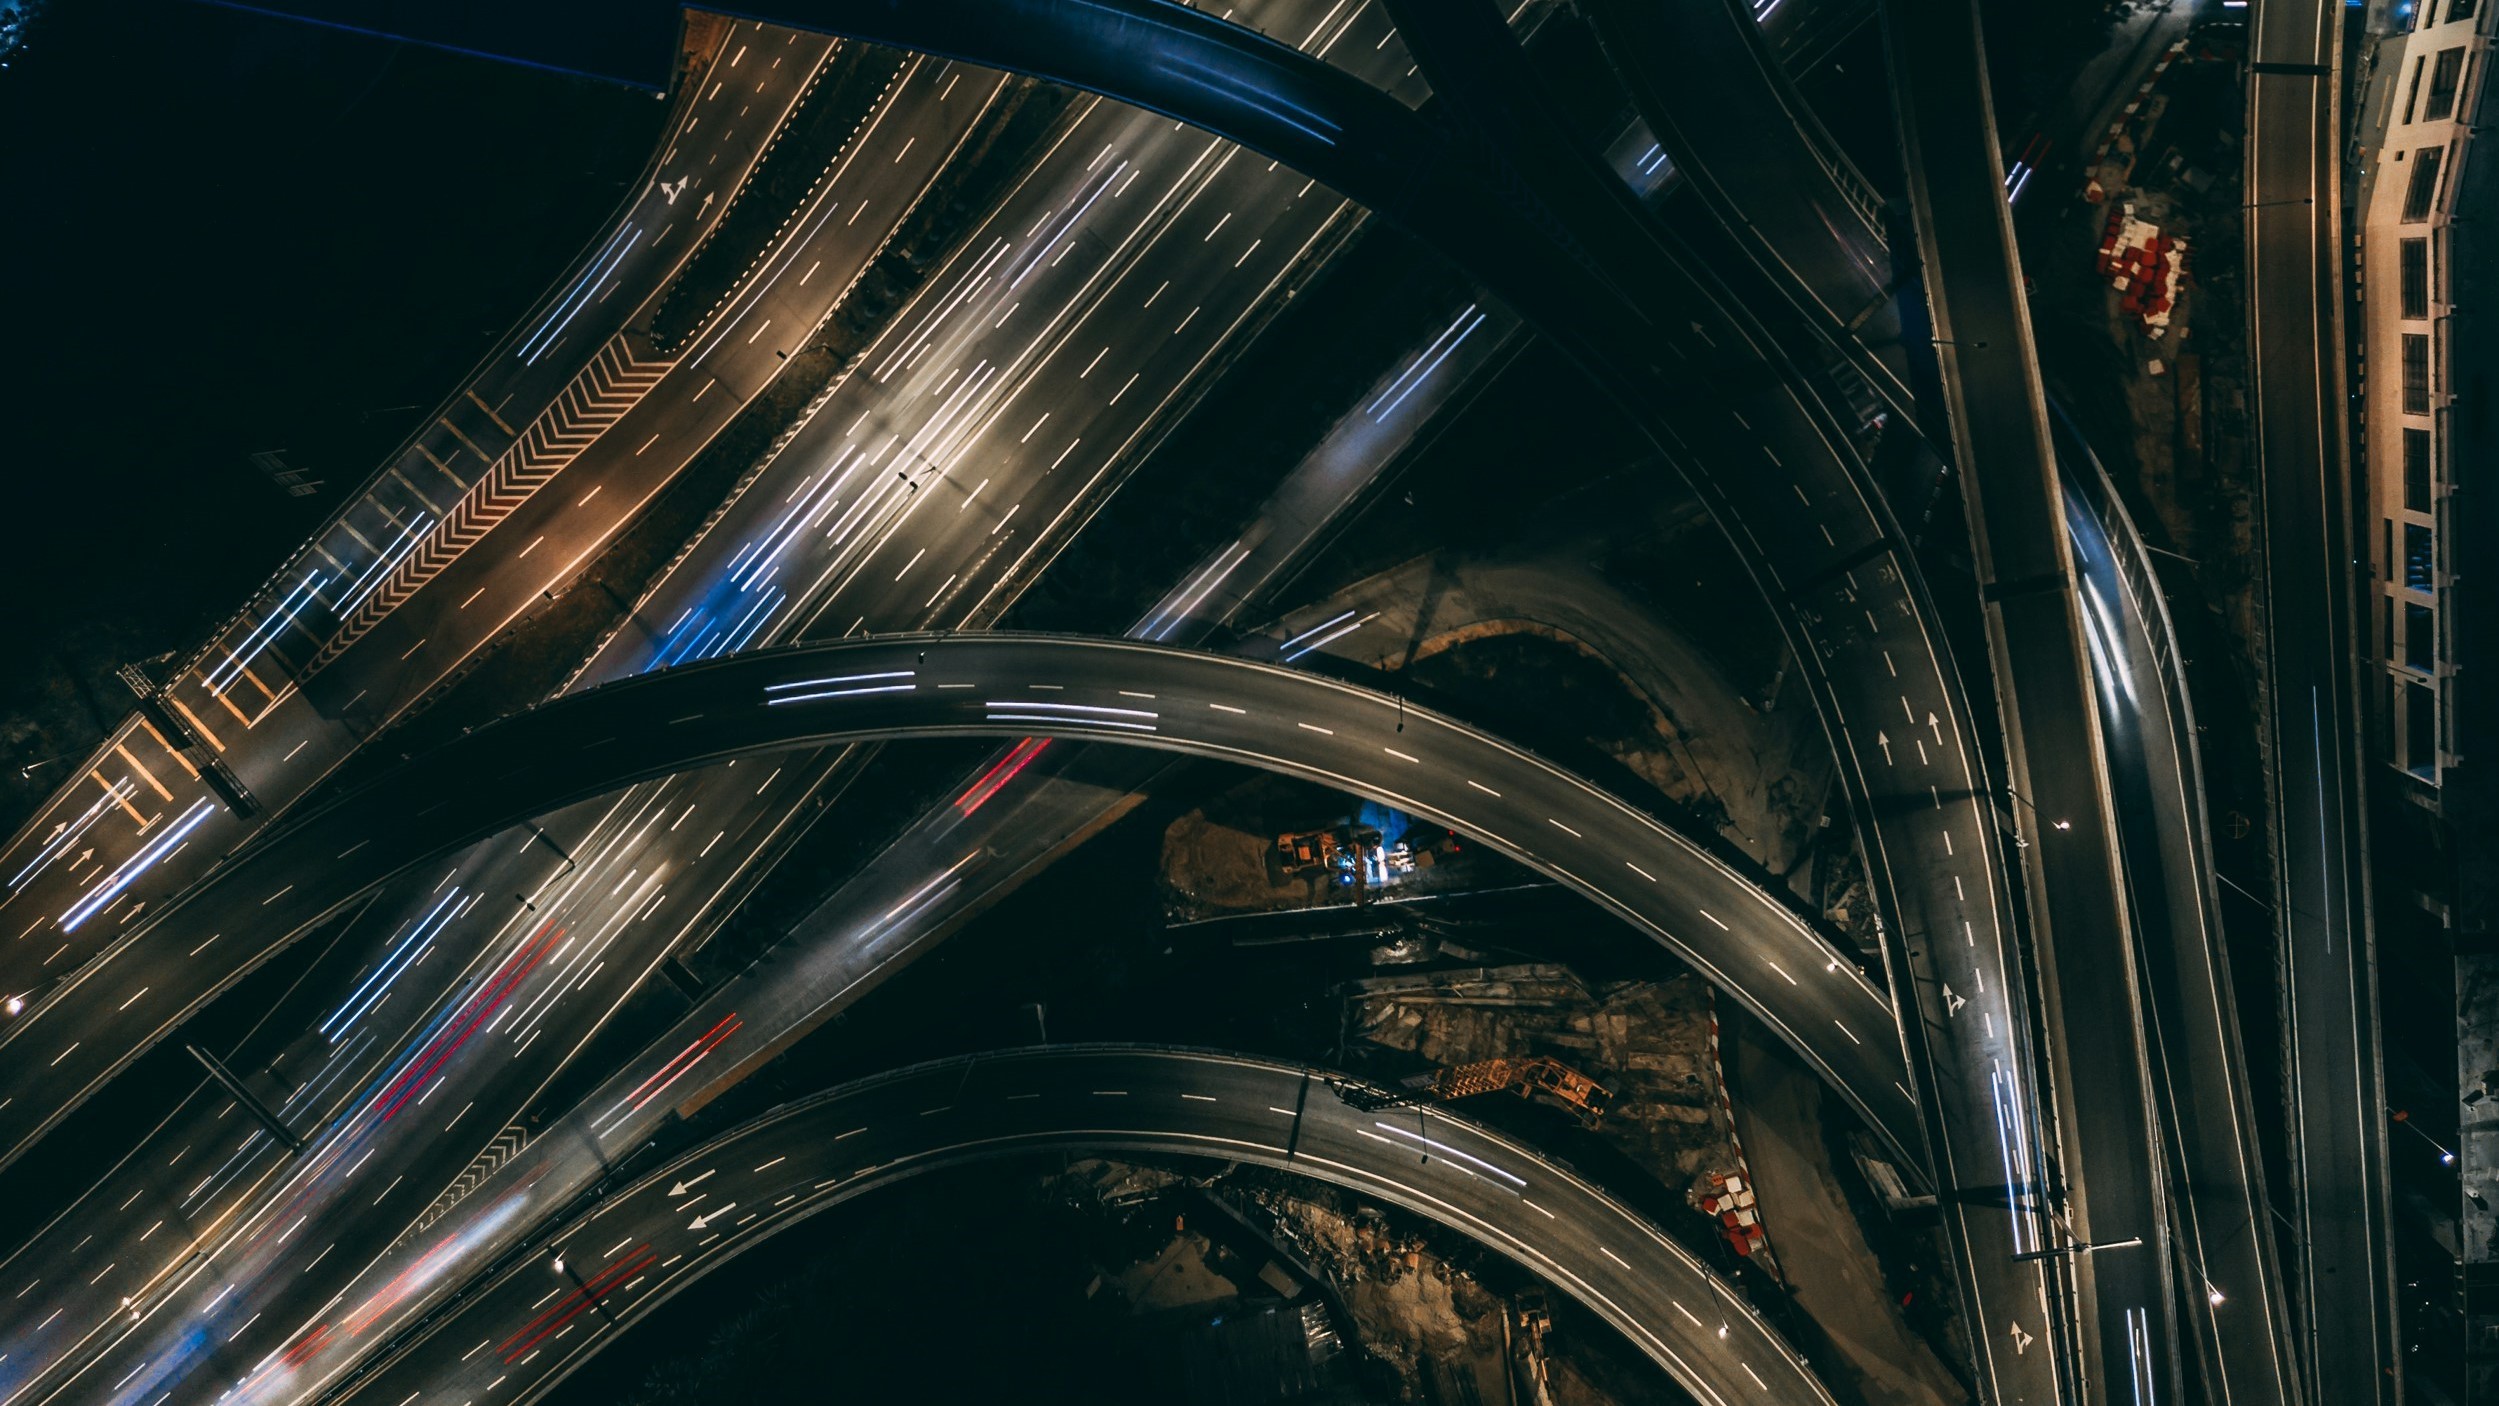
[1581,0,1914,424]
[0,635,1917,1194]
[331,1047,1837,1406]
[2245,0,2397,1400]
[2059,425,2300,1406]
[0,6,1400,1398]
[1885,0,2181,1396]
[0,22,972,1043]
[1324,5,2059,1401]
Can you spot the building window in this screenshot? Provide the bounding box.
[2406,56,2428,123]
[2407,601,2438,671]
[2406,427,2434,510]
[2450,0,2481,24]
[2426,48,2468,122]
[2401,238,2431,317]
[2404,333,2433,412]
[2404,146,2446,221]
[2406,681,2439,777]
[2406,522,2437,590]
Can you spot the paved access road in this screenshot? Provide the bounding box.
[333,1047,1836,1406]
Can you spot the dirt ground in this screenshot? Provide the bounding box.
[1728,1018,1970,1405]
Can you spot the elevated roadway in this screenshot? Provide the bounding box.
[0,8,1446,1400]
[0,636,1918,1190]
[7,9,2047,1405]
[14,0,2009,1288]
[1884,0,2178,1397]
[729,5,2087,1399]
[1588,0,2293,1388]
[2243,0,2396,1399]
[1578,0,1913,424]
[1590,0,2297,1381]
[329,1047,1839,1406]
[1341,4,2056,1400]
[2059,423,2300,1405]
[12,251,1522,1406]
[0,65,1502,1397]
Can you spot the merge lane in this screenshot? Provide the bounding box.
[335,1048,1837,1406]
[17,10,1426,1401]
[0,48,995,1188]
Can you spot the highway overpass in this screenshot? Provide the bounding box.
[1579,0,2295,1392]
[1578,0,1915,427]
[0,635,1922,1190]
[1339,4,2056,1401]
[1884,0,2181,1396]
[324,1047,1840,1406]
[0,24,985,1047]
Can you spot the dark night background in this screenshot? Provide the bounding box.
[0,0,660,831]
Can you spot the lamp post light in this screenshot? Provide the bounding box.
[2011,1234,2146,1264]
[553,1254,620,1327]
[2393,1110,2458,1167]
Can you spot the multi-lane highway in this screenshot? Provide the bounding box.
[1600,0,2298,1379]
[1580,0,1912,424]
[0,6,1423,1400]
[50,258,1530,1406]
[0,4,2361,1405]
[0,21,982,1047]
[602,294,1528,1108]
[0,10,1585,1404]
[329,1048,1837,1406]
[2244,0,2398,1400]
[0,48,1023,1393]
[1318,6,2063,1402]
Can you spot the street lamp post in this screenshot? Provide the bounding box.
[552,1255,620,1327]
[2394,1110,2458,1166]
[2011,1234,2146,1264]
